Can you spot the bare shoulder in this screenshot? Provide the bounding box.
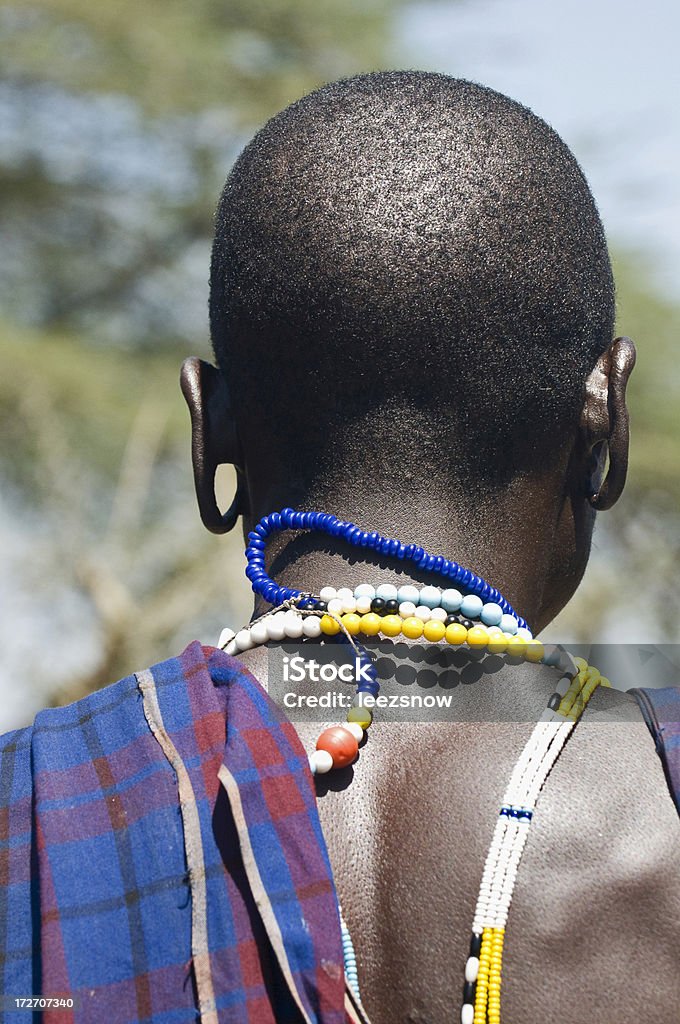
[575,684,680,828]
[504,684,680,1023]
[537,683,680,887]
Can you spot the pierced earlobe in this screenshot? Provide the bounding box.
[585,441,607,508]
[588,446,629,510]
[586,336,636,511]
[209,466,247,534]
[588,485,608,511]
[195,463,248,534]
[180,356,249,535]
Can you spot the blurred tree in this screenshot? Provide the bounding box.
[0,322,252,718]
[547,252,680,645]
[0,0,411,342]
[0,0,415,726]
[1,0,406,118]
[613,256,680,508]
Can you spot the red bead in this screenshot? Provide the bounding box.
[316,726,359,769]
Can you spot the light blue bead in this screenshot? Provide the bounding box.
[354,584,376,599]
[480,602,503,626]
[460,594,484,619]
[500,614,518,635]
[441,588,463,612]
[376,583,398,601]
[419,585,441,609]
[516,626,534,641]
[397,584,420,604]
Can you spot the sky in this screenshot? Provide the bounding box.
[399,0,680,295]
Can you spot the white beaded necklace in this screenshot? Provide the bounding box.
[218,596,604,1024]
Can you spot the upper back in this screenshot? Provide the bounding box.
[240,643,680,1024]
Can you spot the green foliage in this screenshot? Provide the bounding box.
[613,254,680,506]
[0,0,412,343]
[2,0,404,118]
[0,0,419,718]
[0,322,188,490]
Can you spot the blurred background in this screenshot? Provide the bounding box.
[1,0,679,730]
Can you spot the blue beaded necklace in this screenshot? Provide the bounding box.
[244,508,530,631]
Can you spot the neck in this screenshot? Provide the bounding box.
[245,471,575,634]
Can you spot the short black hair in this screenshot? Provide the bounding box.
[210,71,614,491]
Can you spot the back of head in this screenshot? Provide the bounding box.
[210,71,614,495]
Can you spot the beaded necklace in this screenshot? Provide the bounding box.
[220,509,609,1024]
[243,508,529,630]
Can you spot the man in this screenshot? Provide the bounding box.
[184,71,679,1023]
[2,72,678,1023]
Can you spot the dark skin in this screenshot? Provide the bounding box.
[182,335,680,1024]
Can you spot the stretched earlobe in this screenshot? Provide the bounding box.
[212,467,247,534]
[180,356,248,534]
[586,336,636,511]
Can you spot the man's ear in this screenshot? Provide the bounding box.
[580,336,636,511]
[180,357,248,533]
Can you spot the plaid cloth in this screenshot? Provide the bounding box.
[631,686,680,818]
[0,641,368,1024]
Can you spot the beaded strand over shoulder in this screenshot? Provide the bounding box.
[219,509,610,1024]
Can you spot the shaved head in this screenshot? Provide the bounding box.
[210,71,614,493]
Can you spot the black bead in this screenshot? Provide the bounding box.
[469,933,482,957]
[463,982,476,1004]
[444,613,460,627]
[384,599,399,614]
[548,692,562,711]
[371,597,386,614]
[461,618,473,630]
[316,600,327,612]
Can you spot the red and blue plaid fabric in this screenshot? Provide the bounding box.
[632,686,680,818]
[0,641,367,1023]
